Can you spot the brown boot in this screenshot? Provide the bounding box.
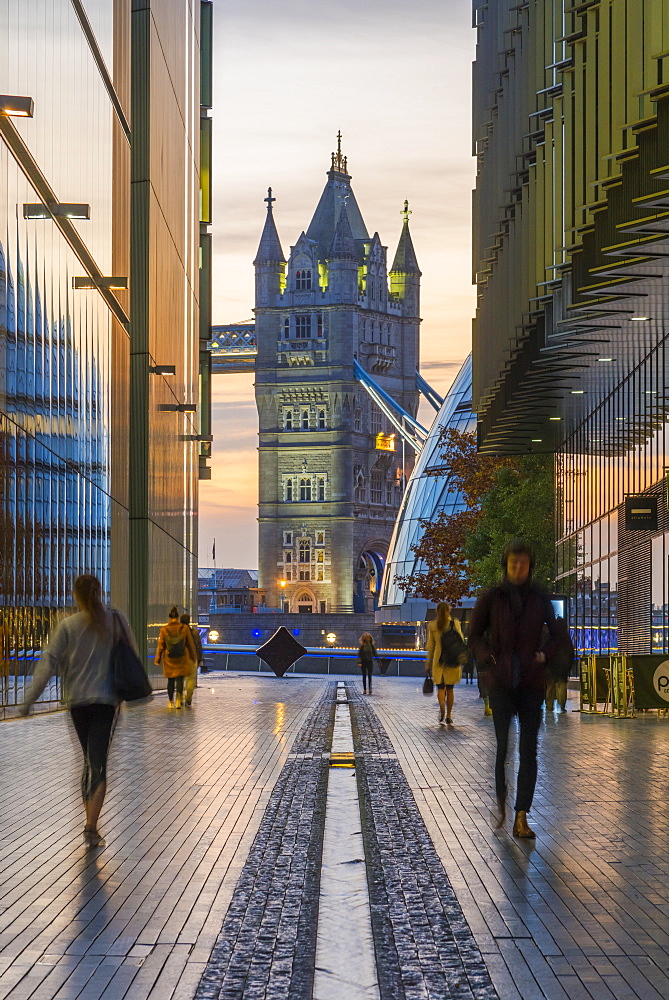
[512,811,536,838]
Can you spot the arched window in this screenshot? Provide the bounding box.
[355,472,366,502]
[295,314,311,338]
[301,409,310,430]
[299,478,312,501]
[285,410,293,430]
[316,313,323,336]
[318,408,326,429]
[296,591,314,611]
[317,477,325,502]
[354,408,362,432]
[370,471,383,504]
[317,550,324,563]
[299,540,311,563]
[284,317,290,339]
[286,478,293,502]
[295,269,312,290]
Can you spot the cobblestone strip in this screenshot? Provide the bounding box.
[195,684,335,1000]
[348,687,499,1000]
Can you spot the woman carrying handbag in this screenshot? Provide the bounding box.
[20,575,139,847]
[425,602,467,725]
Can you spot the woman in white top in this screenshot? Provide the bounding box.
[21,575,138,847]
[425,602,466,725]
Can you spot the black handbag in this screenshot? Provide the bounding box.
[422,672,434,696]
[110,612,152,702]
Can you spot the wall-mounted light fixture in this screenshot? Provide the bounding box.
[72,276,128,290]
[24,203,90,220]
[159,403,197,412]
[0,95,34,117]
[181,434,213,441]
[149,364,176,375]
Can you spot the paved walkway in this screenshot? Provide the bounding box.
[1,674,668,999]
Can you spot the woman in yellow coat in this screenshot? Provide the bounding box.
[154,606,197,709]
[425,602,466,725]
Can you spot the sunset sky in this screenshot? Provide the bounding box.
[200,0,476,568]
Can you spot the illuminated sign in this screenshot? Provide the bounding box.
[375,432,396,452]
[624,495,657,531]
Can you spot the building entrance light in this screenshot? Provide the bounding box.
[0,95,34,117]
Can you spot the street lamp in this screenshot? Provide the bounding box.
[326,632,337,646]
[0,95,34,117]
[208,629,220,643]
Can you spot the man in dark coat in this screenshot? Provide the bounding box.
[468,540,560,838]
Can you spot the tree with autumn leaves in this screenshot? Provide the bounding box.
[394,428,555,604]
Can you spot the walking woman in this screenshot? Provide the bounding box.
[20,574,138,847]
[358,633,377,694]
[154,607,196,709]
[425,602,466,724]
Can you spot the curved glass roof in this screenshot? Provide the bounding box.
[379,355,475,610]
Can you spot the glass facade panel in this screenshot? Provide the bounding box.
[379,356,475,614]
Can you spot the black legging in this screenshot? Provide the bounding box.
[167,676,185,700]
[489,687,543,813]
[70,703,118,802]
[360,662,373,691]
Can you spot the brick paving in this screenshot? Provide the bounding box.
[195,685,334,1000]
[2,672,669,1000]
[0,676,325,1000]
[365,677,669,1000]
[349,685,498,1000]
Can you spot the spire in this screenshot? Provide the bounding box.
[330,200,357,260]
[390,200,420,274]
[307,136,368,260]
[254,187,285,265]
[330,130,349,175]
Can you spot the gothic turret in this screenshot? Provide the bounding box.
[254,187,286,305]
[390,200,421,315]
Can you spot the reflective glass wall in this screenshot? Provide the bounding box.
[556,338,669,655]
[0,0,130,713]
[378,356,475,620]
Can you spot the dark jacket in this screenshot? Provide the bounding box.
[468,580,560,694]
[190,625,203,664]
[544,617,574,682]
[358,641,377,665]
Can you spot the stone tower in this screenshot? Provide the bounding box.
[254,138,421,613]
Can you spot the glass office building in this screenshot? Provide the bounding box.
[0,2,210,712]
[378,356,475,622]
[473,0,669,655]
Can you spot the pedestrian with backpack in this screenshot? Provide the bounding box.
[154,607,196,709]
[180,613,203,706]
[425,602,467,725]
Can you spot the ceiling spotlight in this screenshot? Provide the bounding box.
[549,417,561,421]
[571,390,585,395]
[531,438,542,442]
[597,357,614,362]
[0,95,34,117]
[630,316,649,321]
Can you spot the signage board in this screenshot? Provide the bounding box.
[624,495,657,531]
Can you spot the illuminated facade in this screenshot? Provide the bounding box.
[378,356,475,622]
[254,140,421,613]
[473,0,669,654]
[0,1,210,708]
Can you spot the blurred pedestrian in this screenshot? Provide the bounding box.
[20,574,138,848]
[155,607,196,709]
[545,617,574,713]
[358,633,377,694]
[425,603,466,725]
[180,613,203,706]
[469,540,560,838]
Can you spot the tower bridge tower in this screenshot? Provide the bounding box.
[254,138,421,613]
